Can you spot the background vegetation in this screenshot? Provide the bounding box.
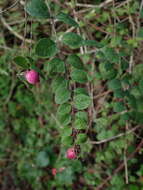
[0,0,143,189]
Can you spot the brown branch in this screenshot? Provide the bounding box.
[90,125,140,145]
[96,139,143,190]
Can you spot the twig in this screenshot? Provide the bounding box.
[73,1,84,54]
[96,139,143,190]
[0,16,34,44]
[116,0,132,8]
[90,125,140,144]
[66,0,113,8]
[124,148,129,184]
[0,0,19,14]
[93,90,111,99]
[0,45,11,50]
[128,1,135,73]
[51,113,63,129]
[140,0,143,13]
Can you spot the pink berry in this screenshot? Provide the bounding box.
[24,70,39,84]
[52,168,57,176]
[66,147,77,159]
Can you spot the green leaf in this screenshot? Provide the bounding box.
[60,127,72,136]
[99,62,117,80]
[61,136,73,145]
[113,102,126,112]
[55,88,71,104]
[13,56,29,69]
[62,32,83,49]
[74,94,91,110]
[35,38,57,58]
[139,79,143,93]
[82,40,101,47]
[58,114,71,126]
[67,54,84,70]
[36,151,49,167]
[75,111,88,122]
[137,28,143,38]
[57,103,71,115]
[56,12,79,27]
[74,118,87,129]
[76,134,87,143]
[51,77,68,92]
[114,89,125,98]
[133,64,143,81]
[108,79,121,91]
[25,0,50,19]
[102,47,120,63]
[46,58,65,73]
[71,69,88,83]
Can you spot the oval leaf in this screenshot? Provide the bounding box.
[56,12,79,27]
[71,69,88,83]
[25,0,50,19]
[62,32,83,49]
[13,56,29,69]
[35,38,57,58]
[74,94,91,110]
[67,54,84,69]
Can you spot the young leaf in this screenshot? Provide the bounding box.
[51,77,67,92]
[71,69,88,83]
[56,12,79,27]
[82,40,101,47]
[74,118,87,129]
[25,0,50,19]
[74,94,91,110]
[108,79,121,91]
[75,111,88,121]
[55,87,71,104]
[35,38,57,58]
[76,134,87,143]
[58,114,71,126]
[62,32,83,49]
[113,102,126,112]
[57,103,72,115]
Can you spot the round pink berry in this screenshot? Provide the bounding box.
[24,70,39,84]
[52,168,57,176]
[66,147,77,159]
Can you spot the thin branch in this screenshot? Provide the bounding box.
[90,125,140,145]
[66,0,113,8]
[0,45,12,50]
[140,0,143,13]
[0,16,34,44]
[124,148,129,184]
[0,0,19,14]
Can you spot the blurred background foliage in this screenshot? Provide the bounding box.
[0,0,143,190]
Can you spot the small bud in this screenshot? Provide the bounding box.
[66,147,77,159]
[24,69,39,84]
